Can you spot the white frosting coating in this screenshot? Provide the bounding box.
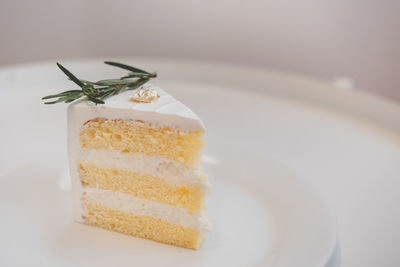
[83,188,211,232]
[78,148,210,191]
[69,84,205,130]
[68,84,206,225]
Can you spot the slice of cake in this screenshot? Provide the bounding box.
[43,62,211,249]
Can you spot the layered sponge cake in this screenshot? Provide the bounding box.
[68,84,210,249]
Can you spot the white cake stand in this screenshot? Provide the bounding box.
[1,58,399,267]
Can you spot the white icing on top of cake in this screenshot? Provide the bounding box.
[83,187,211,233]
[68,84,205,130]
[78,148,210,192]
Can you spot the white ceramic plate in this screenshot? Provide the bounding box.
[0,59,341,267]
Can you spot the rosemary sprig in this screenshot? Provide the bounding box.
[42,61,157,105]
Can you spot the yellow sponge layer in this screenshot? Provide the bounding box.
[80,118,204,166]
[82,200,204,249]
[79,163,205,212]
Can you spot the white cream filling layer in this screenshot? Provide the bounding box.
[83,187,211,232]
[78,148,210,191]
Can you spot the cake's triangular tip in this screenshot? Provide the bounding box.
[150,84,206,130]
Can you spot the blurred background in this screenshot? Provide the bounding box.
[0,0,399,101]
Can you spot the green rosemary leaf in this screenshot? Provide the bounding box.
[121,72,151,79]
[96,79,133,86]
[61,94,81,101]
[57,63,84,88]
[64,99,76,103]
[44,100,59,104]
[44,94,77,104]
[68,78,95,85]
[87,95,105,104]
[104,61,150,74]
[96,87,114,93]
[41,90,82,99]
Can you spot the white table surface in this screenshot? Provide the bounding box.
[1,58,400,267]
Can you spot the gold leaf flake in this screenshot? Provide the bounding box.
[129,87,160,103]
